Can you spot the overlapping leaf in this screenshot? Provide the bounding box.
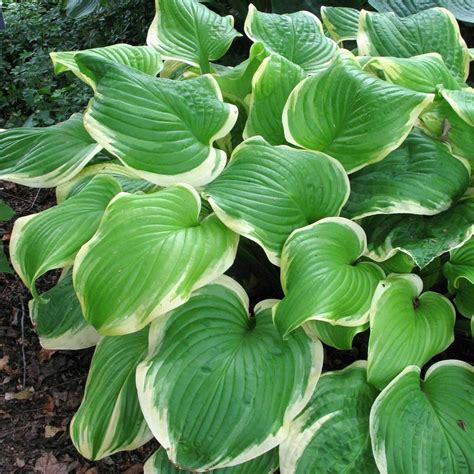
[0,114,102,188]
[273,218,385,337]
[280,361,378,474]
[362,195,474,268]
[367,274,455,389]
[304,320,369,351]
[342,129,470,219]
[244,5,337,74]
[244,54,306,145]
[370,361,474,473]
[204,137,349,265]
[147,0,240,72]
[358,8,470,82]
[30,271,100,350]
[321,6,360,43]
[10,176,120,298]
[137,277,323,471]
[75,53,238,186]
[440,87,474,127]
[71,328,152,460]
[283,51,433,172]
[73,185,238,336]
[51,44,163,87]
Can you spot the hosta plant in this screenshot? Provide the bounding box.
[2,0,474,472]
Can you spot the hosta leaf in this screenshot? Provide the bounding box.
[56,163,160,203]
[283,51,433,172]
[73,185,238,336]
[364,53,462,94]
[50,44,163,87]
[243,54,306,145]
[419,100,474,167]
[137,277,323,471]
[147,0,240,71]
[372,252,415,274]
[244,5,338,74]
[304,320,369,350]
[362,196,474,268]
[71,327,152,460]
[273,218,385,337]
[342,129,470,219]
[440,88,474,127]
[358,8,470,82]
[370,361,474,474]
[271,0,366,15]
[213,42,269,104]
[30,271,100,350]
[321,6,360,43]
[367,274,455,389]
[369,0,474,23]
[76,53,238,186]
[10,176,120,298]
[0,200,14,221]
[144,447,278,473]
[280,361,378,474]
[204,137,349,265]
[62,0,101,18]
[0,114,102,188]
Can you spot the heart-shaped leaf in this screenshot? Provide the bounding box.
[50,44,163,87]
[273,218,385,337]
[304,320,369,350]
[30,271,100,350]
[204,137,349,265]
[342,129,470,219]
[0,114,102,188]
[283,51,433,172]
[244,54,306,145]
[367,274,455,389]
[71,328,152,460]
[361,195,474,268]
[147,0,240,72]
[10,176,120,298]
[73,185,238,336]
[137,277,323,471]
[75,53,238,186]
[321,6,360,43]
[358,8,470,82]
[370,360,474,473]
[244,5,338,74]
[280,361,379,473]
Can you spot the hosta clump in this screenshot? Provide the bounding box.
[2,0,474,472]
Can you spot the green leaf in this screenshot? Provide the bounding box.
[364,53,462,94]
[144,447,279,473]
[10,176,120,298]
[137,277,323,471]
[280,361,378,474]
[0,248,12,274]
[0,200,14,221]
[56,163,160,203]
[73,185,238,336]
[71,327,152,460]
[369,251,415,274]
[147,0,240,72]
[370,360,474,473]
[243,54,306,145]
[62,0,100,18]
[361,195,474,268]
[50,44,163,87]
[30,271,100,350]
[358,8,470,82]
[304,320,369,350]
[369,0,474,23]
[75,53,238,187]
[204,137,349,265]
[342,129,470,219]
[440,87,474,127]
[419,99,474,168]
[283,51,433,173]
[0,114,102,188]
[321,6,360,43]
[273,218,385,337]
[271,0,366,15]
[244,5,338,74]
[367,274,455,389]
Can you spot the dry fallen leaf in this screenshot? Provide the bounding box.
[42,394,55,416]
[38,348,57,363]
[44,425,65,438]
[34,453,69,474]
[4,387,34,400]
[123,464,143,474]
[0,355,10,372]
